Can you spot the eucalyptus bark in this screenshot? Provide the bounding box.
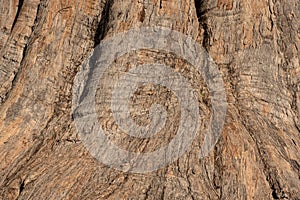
[0,0,299,199]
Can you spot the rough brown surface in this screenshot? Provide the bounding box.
[0,0,299,199]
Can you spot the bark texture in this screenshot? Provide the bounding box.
[0,0,299,199]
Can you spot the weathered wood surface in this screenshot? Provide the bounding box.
[0,0,299,199]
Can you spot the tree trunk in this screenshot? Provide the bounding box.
[0,0,299,199]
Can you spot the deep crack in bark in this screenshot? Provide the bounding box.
[11,0,24,31]
[194,0,210,51]
[94,0,113,46]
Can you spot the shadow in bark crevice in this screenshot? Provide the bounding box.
[94,0,114,47]
[11,0,25,31]
[194,0,210,51]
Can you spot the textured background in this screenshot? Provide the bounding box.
[0,0,299,199]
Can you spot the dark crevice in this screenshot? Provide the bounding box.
[19,179,25,194]
[194,0,210,51]
[139,7,146,22]
[291,139,297,146]
[159,0,162,9]
[267,170,284,199]
[31,1,44,34]
[94,0,113,47]
[272,191,280,199]
[11,0,25,31]
[160,185,165,200]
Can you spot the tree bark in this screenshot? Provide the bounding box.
[0,0,299,199]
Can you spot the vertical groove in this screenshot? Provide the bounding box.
[194,0,210,51]
[94,0,113,47]
[11,0,25,31]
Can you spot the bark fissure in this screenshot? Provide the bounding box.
[194,0,210,50]
[19,179,25,195]
[11,0,25,31]
[94,0,113,46]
